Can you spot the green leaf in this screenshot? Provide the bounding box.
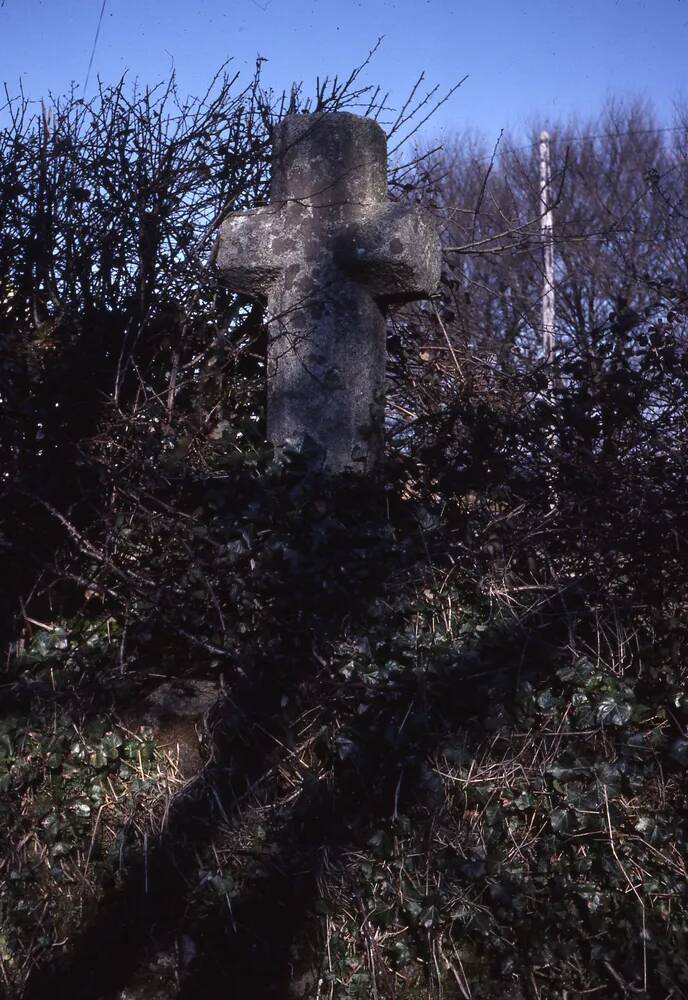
[669,739,688,766]
[549,809,570,834]
[514,791,533,811]
[419,903,439,928]
[367,828,394,858]
[89,748,108,769]
[596,698,632,726]
[536,689,557,711]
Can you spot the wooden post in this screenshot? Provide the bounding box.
[539,130,555,362]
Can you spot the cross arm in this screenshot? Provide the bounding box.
[335,202,442,304]
[215,205,286,300]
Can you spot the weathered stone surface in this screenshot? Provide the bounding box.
[216,111,441,473]
[122,679,219,779]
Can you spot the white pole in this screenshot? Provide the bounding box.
[539,130,555,362]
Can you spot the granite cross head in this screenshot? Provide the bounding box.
[216,111,441,473]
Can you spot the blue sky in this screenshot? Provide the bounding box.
[0,0,686,144]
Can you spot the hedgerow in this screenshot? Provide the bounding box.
[0,63,687,1000]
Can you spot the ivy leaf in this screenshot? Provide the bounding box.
[514,791,533,811]
[89,748,108,769]
[596,698,632,726]
[102,732,123,759]
[668,739,688,767]
[536,689,558,712]
[419,903,439,928]
[549,808,570,834]
[367,828,394,858]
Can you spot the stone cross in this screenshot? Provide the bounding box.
[216,112,441,473]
